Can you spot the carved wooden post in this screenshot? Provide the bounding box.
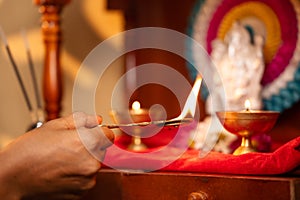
[34,0,70,121]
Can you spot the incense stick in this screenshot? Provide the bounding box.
[0,26,33,112]
[21,29,44,122]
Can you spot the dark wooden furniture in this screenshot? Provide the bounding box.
[34,0,70,120]
[81,169,300,200]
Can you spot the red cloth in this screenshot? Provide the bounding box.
[103,126,300,175]
[163,137,300,174]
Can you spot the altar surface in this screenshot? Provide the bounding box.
[77,133,300,200]
[81,169,300,200]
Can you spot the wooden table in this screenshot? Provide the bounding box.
[81,169,300,200]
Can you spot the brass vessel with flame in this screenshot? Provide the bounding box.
[110,105,151,151]
[216,109,279,155]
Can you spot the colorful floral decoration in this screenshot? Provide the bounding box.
[186,0,300,112]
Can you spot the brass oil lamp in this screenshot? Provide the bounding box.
[216,100,280,155]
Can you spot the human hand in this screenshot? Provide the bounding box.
[0,112,114,200]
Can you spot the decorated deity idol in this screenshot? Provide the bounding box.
[210,21,265,111]
[192,22,266,153]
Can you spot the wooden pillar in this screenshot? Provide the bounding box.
[34,0,70,121]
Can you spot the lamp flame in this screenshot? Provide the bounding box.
[132,101,141,111]
[244,99,251,111]
[177,75,202,119]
